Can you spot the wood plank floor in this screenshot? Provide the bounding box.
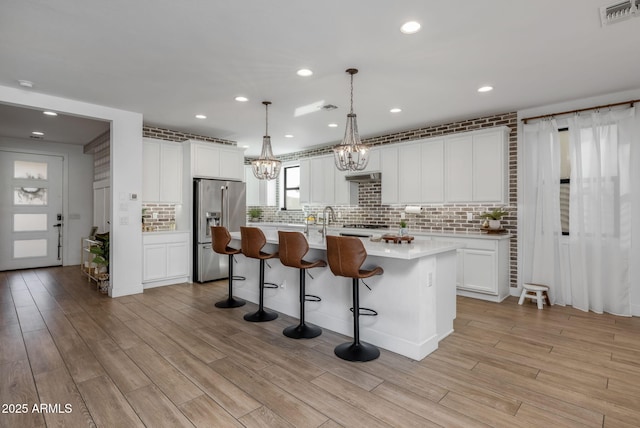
[2,266,640,427]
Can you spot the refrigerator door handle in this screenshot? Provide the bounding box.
[220,185,228,228]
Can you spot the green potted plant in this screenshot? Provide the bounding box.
[479,207,508,229]
[399,219,408,236]
[249,207,263,222]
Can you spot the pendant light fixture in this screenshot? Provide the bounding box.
[251,101,281,180]
[333,68,369,171]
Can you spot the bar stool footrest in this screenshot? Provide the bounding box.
[232,275,246,281]
[263,282,279,289]
[304,294,321,302]
[350,307,378,316]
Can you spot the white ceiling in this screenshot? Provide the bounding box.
[1,0,639,155]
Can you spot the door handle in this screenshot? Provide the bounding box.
[53,223,62,228]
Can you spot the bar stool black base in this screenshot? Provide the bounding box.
[244,309,278,322]
[334,341,380,362]
[214,297,246,308]
[283,323,321,339]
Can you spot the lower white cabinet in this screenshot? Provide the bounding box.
[142,231,190,288]
[444,236,510,302]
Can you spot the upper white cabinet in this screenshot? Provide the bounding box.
[245,165,276,206]
[300,156,336,205]
[187,140,245,181]
[381,139,444,204]
[381,126,509,205]
[445,127,509,203]
[345,147,381,175]
[142,138,183,203]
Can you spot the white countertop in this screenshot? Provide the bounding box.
[247,222,511,241]
[230,229,463,260]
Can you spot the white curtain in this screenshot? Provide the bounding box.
[522,119,566,304]
[567,108,634,315]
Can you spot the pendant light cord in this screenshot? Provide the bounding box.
[350,73,354,115]
[264,102,269,136]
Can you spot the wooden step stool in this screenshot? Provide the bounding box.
[518,283,551,310]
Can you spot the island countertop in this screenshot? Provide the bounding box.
[229,229,463,260]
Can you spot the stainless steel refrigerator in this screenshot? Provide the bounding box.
[193,178,246,282]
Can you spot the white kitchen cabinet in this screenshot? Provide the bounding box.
[299,158,311,205]
[142,231,190,288]
[300,156,335,205]
[420,139,445,203]
[245,165,276,206]
[398,143,422,203]
[445,135,473,202]
[445,236,510,302]
[445,127,508,203]
[143,138,183,203]
[381,145,399,204]
[334,169,358,205]
[188,140,245,181]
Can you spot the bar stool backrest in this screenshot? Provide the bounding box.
[326,235,367,279]
[211,226,233,255]
[240,226,267,259]
[278,231,309,269]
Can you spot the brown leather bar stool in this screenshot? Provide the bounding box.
[211,226,246,308]
[278,231,326,339]
[240,226,279,322]
[326,235,383,362]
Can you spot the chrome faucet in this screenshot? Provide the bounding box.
[321,206,336,237]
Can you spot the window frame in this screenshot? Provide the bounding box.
[281,164,302,211]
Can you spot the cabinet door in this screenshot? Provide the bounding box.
[219,148,245,181]
[473,131,505,202]
[299,159,311,205]
[380,146,399,204]
[309,157,332,203]
[166,242,189,278]
[193,144,220,178]
[160,142,183,203]
[421,139,444,203]
[245,166,276,206]
[445,135,473,201]
[143,244,167,281]
[142,141,161,202]
[346,147,381,174]
[461,249,497,294]
[398,144,422,203]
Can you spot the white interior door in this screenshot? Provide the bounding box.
[0,151,64,270]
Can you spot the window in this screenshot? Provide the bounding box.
[283,165,301,210]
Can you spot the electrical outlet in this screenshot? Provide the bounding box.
[280,280,286,289]
[152,212,158,219]
[467,212,473,221]
[400,212,406,220]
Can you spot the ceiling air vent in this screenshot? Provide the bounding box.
[321,104,338,111]
[600,0,639,26]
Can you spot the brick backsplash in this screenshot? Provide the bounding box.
[141,203,176,231]
[252,111,519,288]
[143,125,236,146]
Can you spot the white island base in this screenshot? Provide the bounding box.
[229,233,460,361]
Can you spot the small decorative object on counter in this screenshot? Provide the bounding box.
[399,220,408,236]
[479,207,508,230]
[249,207,263,222]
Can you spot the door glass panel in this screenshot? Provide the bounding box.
[14,160,48,180]
[14,187,48,205]
[14,239,47,258]
[14,214,48,231]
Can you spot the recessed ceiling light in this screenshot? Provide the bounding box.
[195,114,207,119]
[390,108,402,113]
[284,134,294,138]
[32,131,44,136]
[477,86,494,93]
[235,96,249,102]
[328,123,338,128]
[296,68,313,77]
[400,21,421,34]
[43,111,58,116]
[18,80,33,88]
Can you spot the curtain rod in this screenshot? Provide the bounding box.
[521,99,639,124]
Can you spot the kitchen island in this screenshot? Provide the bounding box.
[229,228,462,361]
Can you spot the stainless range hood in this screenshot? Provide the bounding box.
[344,172,381,182]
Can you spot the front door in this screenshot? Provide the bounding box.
[0,151,64,270]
